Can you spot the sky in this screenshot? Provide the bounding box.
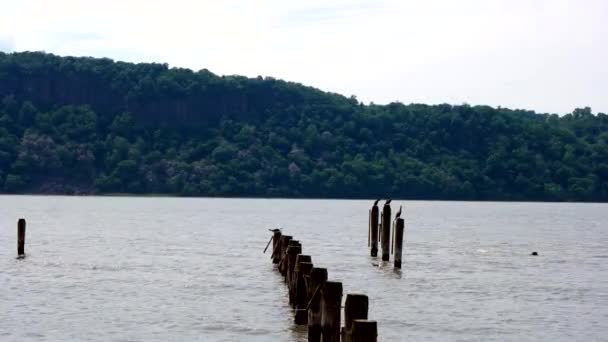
[0,0,607,115]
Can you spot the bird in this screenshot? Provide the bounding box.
[395,205,402,219]
[385,199,392,205]
[268,228,281,232]
[373,199,380,206]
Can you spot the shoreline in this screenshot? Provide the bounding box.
[0,192,606,204]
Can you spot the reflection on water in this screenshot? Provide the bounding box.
[1,196,607,341]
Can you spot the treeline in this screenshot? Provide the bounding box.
[0,51,607,201]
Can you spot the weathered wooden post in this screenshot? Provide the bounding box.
[341,294,369,342]
[290,254,310,306]
[295,260,314,325]
[320,281,343,342]
[370,200,380,257]
[296,261,314,308]
[351,320,377,342]
[284,241,301,280]
[17,218,26,258]
[381,200,392,261]
[275,235,292,267]
[280,239,298,276]
[307,267,328,342]
[394,217,405,268]
[271,229,282,263]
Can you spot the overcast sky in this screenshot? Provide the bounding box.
[0,0,607,114]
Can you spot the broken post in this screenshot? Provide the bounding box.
[307,267,328,342]
[381,201,392,261]
[394,218,405,268]
[17,218,26,258]
[370,201,379,257]
[320,281,343,342]
[341,294,369,342]
[351,320,378,342]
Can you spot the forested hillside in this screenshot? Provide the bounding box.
[0,52,607,201]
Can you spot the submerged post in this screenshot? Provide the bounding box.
[394,218,405,268]
[307,267,328,342]
[320,281,343,342]
[381,200,392,261]
[17,218,26,258]
[370,200,379,257]
[351,320,378,342]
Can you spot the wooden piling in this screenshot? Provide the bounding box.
[370,204,379,257]
[381,203,391,261]
[290,254,310,306]
[268,231,379,339]
[320,281,343,342]
[296,261,314,312]
[341,294,369,342]
[351,320,377,342]
[271,230,282,263]
[284,242,301,282]
[307,267,328,342]
[344,294,369,331]
[280,239,298,276]
[17,218,26,258]
[342,294,369,342]
[275,235,292,265]
[295,308,308,325]
[394,218,405,268]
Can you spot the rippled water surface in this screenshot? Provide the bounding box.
[1,196,607,341]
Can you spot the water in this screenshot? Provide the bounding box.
[1,196,607,341]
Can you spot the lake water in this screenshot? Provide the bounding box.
[1,196,607,341]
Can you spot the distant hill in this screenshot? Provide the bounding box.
[0,51,607,201]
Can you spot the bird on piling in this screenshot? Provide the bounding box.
[373,199,380,206]
[395,205,402,219]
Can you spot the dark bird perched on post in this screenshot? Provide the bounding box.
[373,199,380,206]
[385,199,392,205]
[395,205,402,219]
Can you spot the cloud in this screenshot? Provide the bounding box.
[1,0,607,114]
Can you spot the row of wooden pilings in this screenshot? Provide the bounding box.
[267,229,378,342]
[368,200,404,268]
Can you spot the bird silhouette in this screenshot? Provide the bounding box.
[385,199,392,205]
[373,199,380,206]
[395,205,402,219]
